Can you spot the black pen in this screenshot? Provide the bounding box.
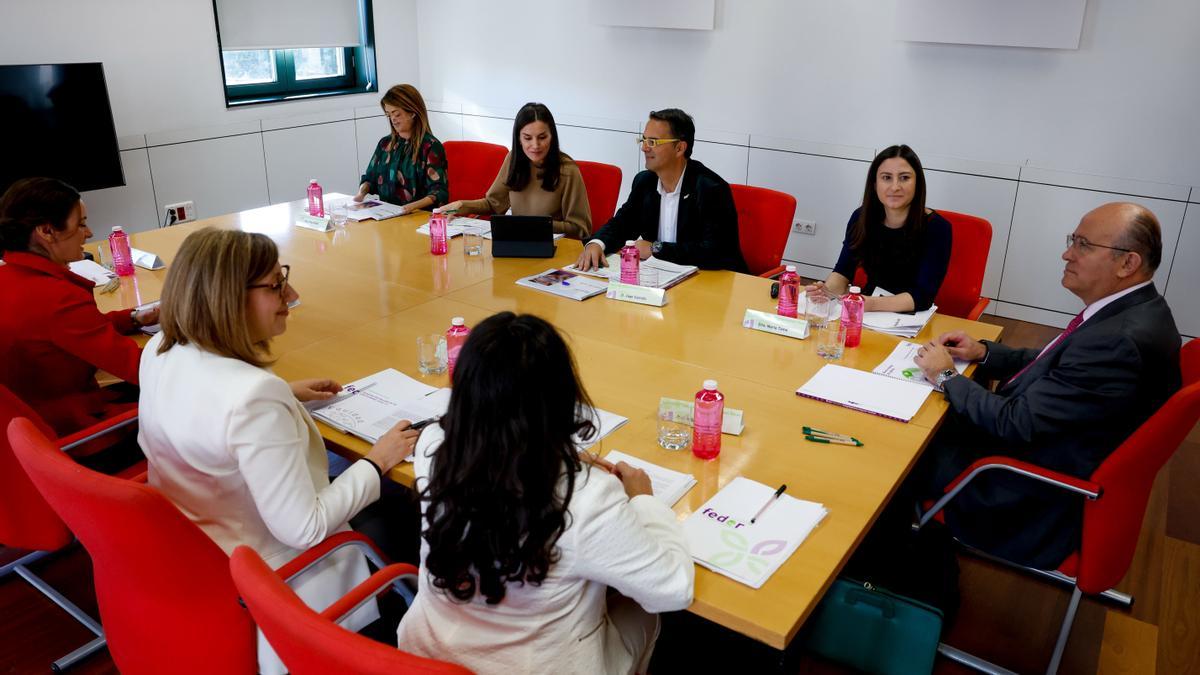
[408,416,440,431]
[750,484,787,524]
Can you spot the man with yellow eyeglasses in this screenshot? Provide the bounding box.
[574,108,747,273]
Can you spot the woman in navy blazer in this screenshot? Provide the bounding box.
[0,177,156,465]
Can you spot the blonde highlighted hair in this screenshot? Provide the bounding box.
[157,227,279,367]
[381,83,432,164]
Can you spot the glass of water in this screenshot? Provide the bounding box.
[330,202,349,228]
[657,408,692,450]
[416,334,447,375]
[462,224,483,257]
[815,302,846,360]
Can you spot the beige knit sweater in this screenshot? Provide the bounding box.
[457,151,592,239]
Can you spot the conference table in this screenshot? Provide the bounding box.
[91,196,1002,653]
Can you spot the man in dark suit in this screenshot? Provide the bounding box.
[913,202,1182,568]
[574,108,747,273]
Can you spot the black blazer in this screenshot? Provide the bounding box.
[591,160,748,273]
[934,283,1181,568]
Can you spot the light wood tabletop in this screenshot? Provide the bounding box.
[92,197,1003,650]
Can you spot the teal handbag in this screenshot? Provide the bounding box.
[801,578,943,675]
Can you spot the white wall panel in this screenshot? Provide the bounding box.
[693,142,749,187]
[556,125,640,207]
[428,111,464,143]
[460,114,512,146]
[746,148,870,270]
[355,117,387,177]
[1164,203,1200,337]
[1000,183,1187,315]
[83,148,159,237]
[923,170,1018,298]
[148,135,269,221]
[263,121,360,205]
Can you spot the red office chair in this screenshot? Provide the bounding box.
[575,160,622,228]
[850,210,992,319]
[0,385,141,671]
[8,417,402,675]
[918,339,1200,674]
[730,184,797,278]
[443,141,508,204]
[230,546,472,675]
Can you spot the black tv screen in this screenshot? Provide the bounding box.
[0,63,124,195]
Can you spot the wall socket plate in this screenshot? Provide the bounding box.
[164,201,195,225]
[794,219,817,235]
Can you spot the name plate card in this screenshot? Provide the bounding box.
[658,397,745,435]
[742,308,809,340]
[606,280,667,307]
[295,214,332,232]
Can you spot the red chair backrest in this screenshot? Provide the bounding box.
[0,385,73,552]
[731,184,797,276]
[575,160,622,227]
[1079,339,1200,593]
[230,546,471,675]
[932,210,992,319]
[442,141,508,204]
[7,418,256,675]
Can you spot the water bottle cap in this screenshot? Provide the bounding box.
[849,286,861,294]
[111,226,124,232]
[785,265,796,272]
[703,379,718,390]
[451,317,465,326]
[310,179,318,184]
[625,240,636,247]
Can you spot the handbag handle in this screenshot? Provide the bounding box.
[843,587,896,619]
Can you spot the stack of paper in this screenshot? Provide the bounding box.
[862,305,937,338]
[601,450,696,507]
[68,259,117,286]
[796,364,932,422]
[683,477,827,589]
[576,407,629,450]
[415,216,486,237]
[342,195,407,221]
[515,269,608,301]
[565,254,699,290]
[307,369,446,443]
[872,341,968,392]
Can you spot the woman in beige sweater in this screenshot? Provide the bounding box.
[436,103,592,239]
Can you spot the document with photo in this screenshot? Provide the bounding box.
[515,269,608,301]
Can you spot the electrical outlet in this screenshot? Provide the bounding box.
[164,201,195,226]
[794,219,817,236]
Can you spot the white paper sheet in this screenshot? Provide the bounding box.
[68,259,117,286]
[796,364,932,422]
[602,450,696,507]
[872,341,968,392]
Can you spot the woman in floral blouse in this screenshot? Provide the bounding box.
[354,84,448,213]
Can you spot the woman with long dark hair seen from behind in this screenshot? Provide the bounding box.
[0,177,156,471]
[810,144,952,312]
[397,312,693,674]
[435,103,592,239]
[355,83,449,213]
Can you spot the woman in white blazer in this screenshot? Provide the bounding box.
[137,227,418,675]
[397,312,694,674]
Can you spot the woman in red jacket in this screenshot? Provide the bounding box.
[0,177,157,469]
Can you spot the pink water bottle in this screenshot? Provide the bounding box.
[108,226,134,277]
[842,285,865,348]
[692,379,724,460]
[446,317,470,378]
[430,213,448,255]
[777,265,800,318]
[619,240,639,284]
[307,179,325,216]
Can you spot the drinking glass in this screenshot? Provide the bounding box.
[416,334,447,375]
[816,302,846,360]
[657,408,692,450]
[805,290,834,331]
[462,224,483,257]
[330,202,349,228]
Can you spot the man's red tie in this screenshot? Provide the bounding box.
[1005,311,1086,387]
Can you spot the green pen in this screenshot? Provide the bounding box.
[802,426,859,442]
[804,434,864,447]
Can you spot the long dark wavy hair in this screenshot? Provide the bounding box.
[422,312,597,605]
[504,103,565,193]
[849,144,928,260]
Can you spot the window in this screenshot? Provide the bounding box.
[214,1,377,107]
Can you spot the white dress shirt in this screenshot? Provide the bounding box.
[654,161,687,244]
[137,334,380,675]
[397,425,694,674]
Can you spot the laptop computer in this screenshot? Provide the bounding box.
[490,215,556,258]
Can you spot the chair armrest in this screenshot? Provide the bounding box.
[966,297,990,321]
[918,456,1101,528]
[758,265,787,279]
[319,562,420,623]
[58,409,139,452]
[275,531,390,582]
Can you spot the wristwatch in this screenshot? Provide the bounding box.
[129,309,142,328]
[933,368,958,389]
[650,240,663,255]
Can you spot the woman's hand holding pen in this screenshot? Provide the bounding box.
[367,420,420,473]
[613,461,653,499]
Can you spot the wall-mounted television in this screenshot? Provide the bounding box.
[0,63,124,196]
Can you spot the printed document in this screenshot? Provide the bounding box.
[601,450,696,507]
[796,364,932,422]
